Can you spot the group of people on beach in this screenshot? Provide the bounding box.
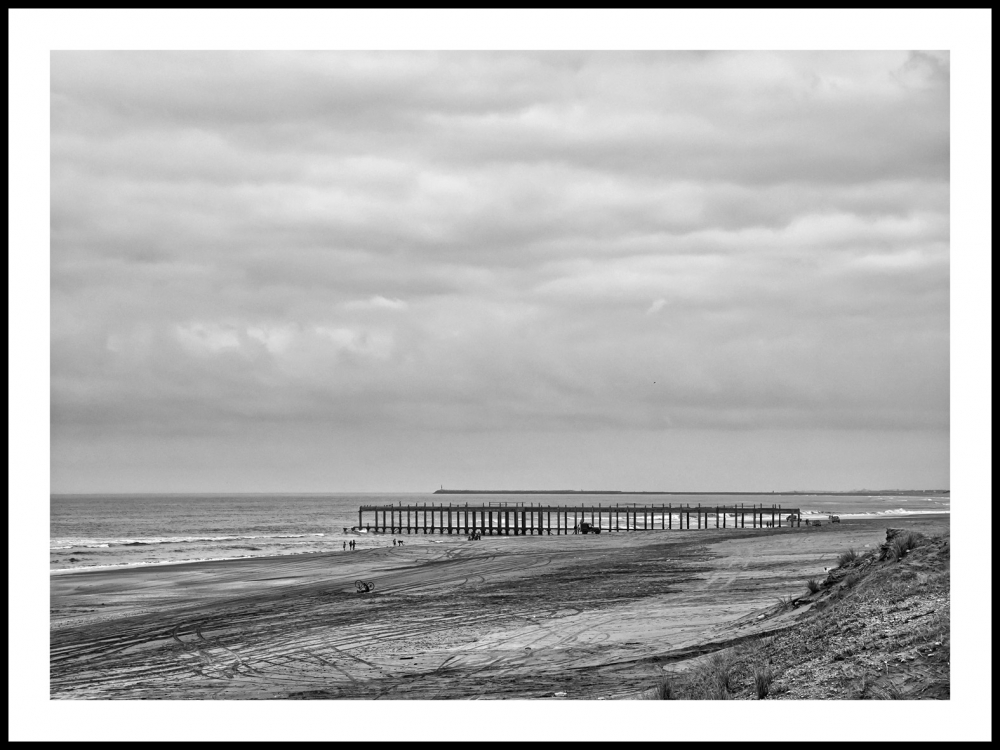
[342,538,406,551]
[468,531,482,541]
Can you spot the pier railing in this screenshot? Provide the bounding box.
[354,502,802,535]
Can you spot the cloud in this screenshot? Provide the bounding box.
[175,323,242,353]
[646,299,667,315]
[343,296,409,311]
[49,51,950,490]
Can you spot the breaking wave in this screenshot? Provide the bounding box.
[50,533,326,550]
[49,548,329,574]
[800,508,949,518]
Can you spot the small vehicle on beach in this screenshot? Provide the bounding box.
[577,522,601,534]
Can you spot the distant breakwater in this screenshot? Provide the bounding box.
[432,489,947,496]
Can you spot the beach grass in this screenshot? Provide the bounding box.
[775,594,796,611]
[753,665,775,699]
[836,548,860,567]
[641,526,949,700]
[884,531,923,562]
[649,675,675,700]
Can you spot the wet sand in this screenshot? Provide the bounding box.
[50,515,950,699]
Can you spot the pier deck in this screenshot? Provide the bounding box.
[355,502,802,535]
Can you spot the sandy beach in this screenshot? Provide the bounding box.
[50,514,949,700]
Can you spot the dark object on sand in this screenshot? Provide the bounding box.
[579,522,601,534]
[355,580,375,594]
[828,515,841,523]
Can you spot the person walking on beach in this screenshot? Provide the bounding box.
[343,541,347,551]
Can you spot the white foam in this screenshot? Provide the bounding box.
[835,509,950,519]
[49,532,327,549]
[49,549,320,574]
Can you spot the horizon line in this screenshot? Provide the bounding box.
[50,488,951,497]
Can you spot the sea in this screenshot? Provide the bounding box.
[50,492,950,573]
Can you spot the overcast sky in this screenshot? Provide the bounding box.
[50,51,950,493]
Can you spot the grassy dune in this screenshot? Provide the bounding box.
[647,526,950,699]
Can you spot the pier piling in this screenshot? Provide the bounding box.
[356,502,802,536]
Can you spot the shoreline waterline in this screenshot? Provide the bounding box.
[49,511,951,576]
[50,492,950,573]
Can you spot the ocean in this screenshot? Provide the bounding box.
[50,492,950,573]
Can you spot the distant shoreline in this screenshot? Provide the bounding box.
[433,489,948,496]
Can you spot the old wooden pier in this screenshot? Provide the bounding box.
[357,502,803,535]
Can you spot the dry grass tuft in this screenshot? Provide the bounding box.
[753,665,774,699]
[886,532,923,562]
[837,548,860,567]
[775,595,796,611]
[700,651,736,698]
[650,675,675,700]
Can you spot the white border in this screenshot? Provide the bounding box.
[10,8,992,743]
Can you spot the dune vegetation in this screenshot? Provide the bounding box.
[648,527,949,700]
